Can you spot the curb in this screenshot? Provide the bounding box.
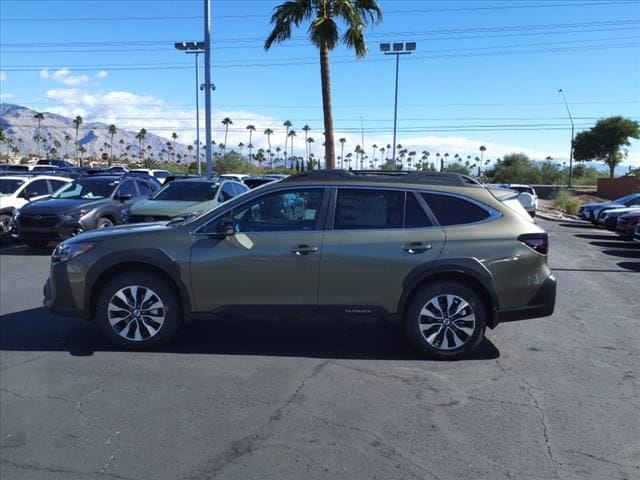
[535,211,582,222]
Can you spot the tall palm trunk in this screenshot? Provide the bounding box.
[320,46,335,169]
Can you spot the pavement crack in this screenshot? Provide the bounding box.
[180,360,331,480]
[525,385,563,475]
[76,388,101,427]
[1,387,71,404]
[565,449,640,470]
[1,458,135,480]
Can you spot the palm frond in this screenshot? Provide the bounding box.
[310,16,339,50]
[342,25,367,58]
[265,0,315,50]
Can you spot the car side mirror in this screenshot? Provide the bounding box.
[217,219,235,237]
[117,193,133,202]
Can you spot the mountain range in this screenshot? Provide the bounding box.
[0,103,193,164]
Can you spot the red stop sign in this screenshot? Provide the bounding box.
[101,153,109,160]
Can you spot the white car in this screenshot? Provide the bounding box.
[502,184,538,217]
[0,175,72,238]
[219,173,250,183]
[130,169,172,184]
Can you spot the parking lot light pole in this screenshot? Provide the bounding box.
[380,41,416,169]
[558,89,574,188]
[175,41,205,175]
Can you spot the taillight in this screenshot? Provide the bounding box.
[518,233,549,254]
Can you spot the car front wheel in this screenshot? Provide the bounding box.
[404,282,487,359]
[96,272,181,349]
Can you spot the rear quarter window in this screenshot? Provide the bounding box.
[421,192,491,226]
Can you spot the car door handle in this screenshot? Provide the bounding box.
[290,244,319,256]
[402,242,432,254]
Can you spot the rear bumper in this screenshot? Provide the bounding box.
[496,273,556,324]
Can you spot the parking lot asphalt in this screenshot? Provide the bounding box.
[1,218,639,480]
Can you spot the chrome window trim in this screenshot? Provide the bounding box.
[191,185,328,235]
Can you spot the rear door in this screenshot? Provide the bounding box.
[318,187,446,314]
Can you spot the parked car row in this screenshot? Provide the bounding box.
[0,170,280,247]
[578,192,640,244]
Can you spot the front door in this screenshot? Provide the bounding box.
[190,187,328,312]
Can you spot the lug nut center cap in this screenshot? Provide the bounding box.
[133,309,141,317]
[443,318,451,326]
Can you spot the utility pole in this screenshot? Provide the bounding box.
[203,0,214,178]
[558,89,574,188]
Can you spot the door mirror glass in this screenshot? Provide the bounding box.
[117,193,133,202]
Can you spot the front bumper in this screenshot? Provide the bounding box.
[43,261,90,320]
[496,273,557,324]
[18,215,91,242]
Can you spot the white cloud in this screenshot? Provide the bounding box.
[40,68,91,86]
[94,71,108,80]
[37,85,639,168]
[0,71,6,81]
[0,93,14,101]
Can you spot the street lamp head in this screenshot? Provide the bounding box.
[558,88,563,93]
[174,42,188,50]
[405,42,416,51]
[392,42,404,52]
[379,43,390,52]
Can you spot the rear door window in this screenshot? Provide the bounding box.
[334,189,404,230]
[421,192,491,226]
[23,179,50,197]
[115,180,138,198]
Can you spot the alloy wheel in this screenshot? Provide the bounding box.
[418,294,476,350]
[107,285,166,342]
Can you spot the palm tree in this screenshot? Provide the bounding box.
[246,124,256,164]
[63,134,71,158]
[264,128,274,168]
[221,117,233,155]
[108,124,117,166]
[302,124,311,164]
[371,144,378,168]
[282,120,292,165]
[288,129,297,168]
[339,137,346,169]
[238,142,245,157]
[265,0,382,169]
[307,137,315,164]
[479,145,487,175]
[171,132,178,161]
[275,146,282,166]
[33,112,44,158]
[72,115,83,166]
[135,128,147,165]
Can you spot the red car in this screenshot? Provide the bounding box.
[616,211,640,240]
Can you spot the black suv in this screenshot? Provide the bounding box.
[16,174,158,248]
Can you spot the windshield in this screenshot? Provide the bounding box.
[613,193,639,204]
[151,181,219,202]
[52,178,118,200]
[0,178,25,196]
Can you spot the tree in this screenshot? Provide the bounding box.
[265,0,382,169]
[264,128,274,168]
[485,153,540,184]
[573,116,640,178]
[63,134,71,158]
[246,124,256,164]
[282,120,292,165]
[288,129,297,168]
[339,137,346,169]
[108,124,117,166]
[171,132,178,161]
[221,118,233,155]
[302,124,311,164]
[72,115,83,166]
[33,112,45,158]
[135,128,147,165]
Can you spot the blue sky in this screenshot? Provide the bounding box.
[1,0,639,170]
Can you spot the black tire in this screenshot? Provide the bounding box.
[404,282,487,360]
[96,217,114,229]
[26,240,49,250]
[0,213,13,241]
[96,272,181,350]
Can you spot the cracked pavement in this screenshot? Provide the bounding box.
[1,218,639,479]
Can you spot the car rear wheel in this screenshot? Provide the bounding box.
[404,282,486,359]
[96,217,114,229]
[96,272,181,349]
[0,213,12,239]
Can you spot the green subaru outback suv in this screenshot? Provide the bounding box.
[44,170,556,359]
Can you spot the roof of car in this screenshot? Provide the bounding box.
[0,174,72,181]
[280,169,479,187]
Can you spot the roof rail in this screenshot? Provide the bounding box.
[281,169,475,186]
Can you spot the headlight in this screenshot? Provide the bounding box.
[69,209,91,219]
[52,242,95,262]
